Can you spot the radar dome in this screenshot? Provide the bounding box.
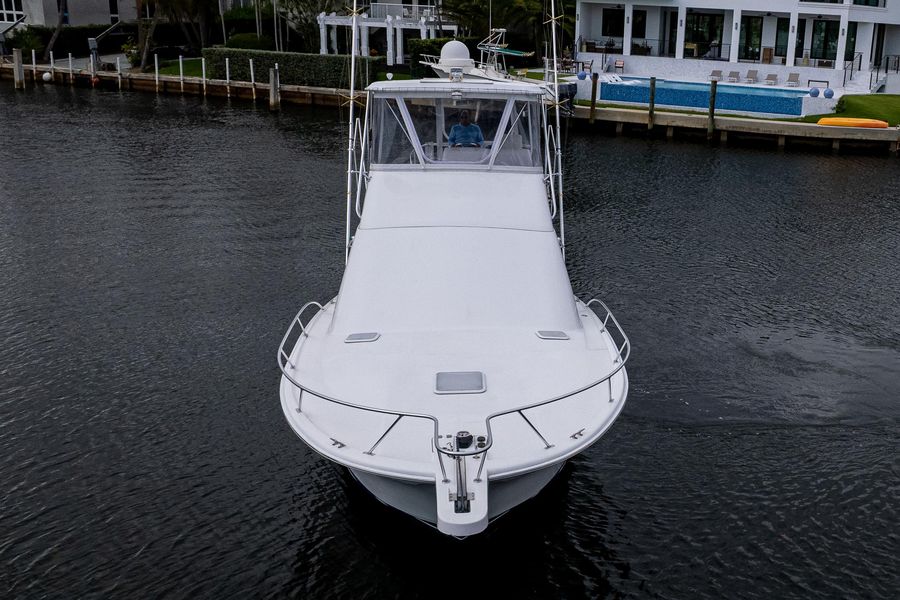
[439,40,474,67]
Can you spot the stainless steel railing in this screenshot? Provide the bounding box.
[277,296,630,484]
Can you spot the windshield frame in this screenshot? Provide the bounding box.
[367,90,545,173]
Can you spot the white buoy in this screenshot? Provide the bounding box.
[42,72,52,82]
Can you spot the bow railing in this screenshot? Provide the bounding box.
[277,296,630,484]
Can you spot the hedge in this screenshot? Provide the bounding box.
[225,33,275,51]
[7,24,137,57]
[202,48,384,88]
[407,37,479,78]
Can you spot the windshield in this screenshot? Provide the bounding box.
[370,94,543,170]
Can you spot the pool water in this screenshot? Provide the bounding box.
[601,77,808,115]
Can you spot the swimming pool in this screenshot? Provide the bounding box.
[600,77,809,116]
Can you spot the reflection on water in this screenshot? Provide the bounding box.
[0,83,897,599]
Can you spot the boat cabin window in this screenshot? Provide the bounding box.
[370,93,543,170]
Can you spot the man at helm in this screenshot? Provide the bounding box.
[449,110,484,147]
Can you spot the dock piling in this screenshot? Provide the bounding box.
[666,126,674,140]
[832,139,841,154]
[68,53,73,86]
[226,58,231,98]
[31,49,36,82]
[179,55,184,93]
[12,49,24,89]
[648,76,656,131]
[116,57,122,90]
[707,80,717,140]
[250,59,256,101]
[269,68,281,111]
[777,135,786,151]
[50,51,55,82]
[154,54,159,92]
[202,58,207,96]
[589,73,599,124]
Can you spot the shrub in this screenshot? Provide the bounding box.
[202,48,384,88]
[11,24,137,57]
[226,33,275,51]
[6,27,45,56]
[121,37,140,66]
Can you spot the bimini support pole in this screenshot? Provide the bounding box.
[345,0,361,264]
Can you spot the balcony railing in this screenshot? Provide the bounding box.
[683,41,726,60]
[368,2,437,21]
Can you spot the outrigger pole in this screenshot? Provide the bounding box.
[548,0,565,256]
[345,0,360,264]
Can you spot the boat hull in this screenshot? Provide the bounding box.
[349,462,565,529]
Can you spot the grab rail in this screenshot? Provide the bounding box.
[277,296,629,484]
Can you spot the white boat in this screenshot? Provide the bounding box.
[278,34,629,538]
[421,29,534,82]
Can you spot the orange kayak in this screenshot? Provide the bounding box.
[817,117,889,128]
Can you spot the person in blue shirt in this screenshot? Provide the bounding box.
[448,110,484,147]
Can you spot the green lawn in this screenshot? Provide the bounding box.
[800,94,900,126]
[375,72,413,81]
[158,58,204,77]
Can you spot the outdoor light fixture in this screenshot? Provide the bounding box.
[626,16,630,24]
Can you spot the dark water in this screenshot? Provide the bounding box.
[1,83,897,599]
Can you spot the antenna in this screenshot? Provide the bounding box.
[345,0,361,264]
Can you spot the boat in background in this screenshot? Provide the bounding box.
[277,4,630,537]
[421,28,534,81]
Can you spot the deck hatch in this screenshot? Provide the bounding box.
[536,330,569,340]
[435,371,486,394]
[345,332,381,343]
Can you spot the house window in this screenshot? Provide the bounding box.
[775,18,805,58]
[601,8,647,39]
[601,8,624,37]
[811,19,840,60]
[633,10,647,39]
[1,0,25,23]
[109,0,119,24]
[738,15,763,61]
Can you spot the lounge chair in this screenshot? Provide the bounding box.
[726,71,740,82]
[744,69,758,84]
[710,69,723,81]
[785,72,800,87]
[764,73,778,85]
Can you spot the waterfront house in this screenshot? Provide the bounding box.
[575,0,900,91]
[2,1,136,27]
[316,2,458,66]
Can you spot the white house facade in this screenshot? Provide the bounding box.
[575,0,900,74]
[2,1,136,27]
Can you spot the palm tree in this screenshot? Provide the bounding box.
[43,0,67,61]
